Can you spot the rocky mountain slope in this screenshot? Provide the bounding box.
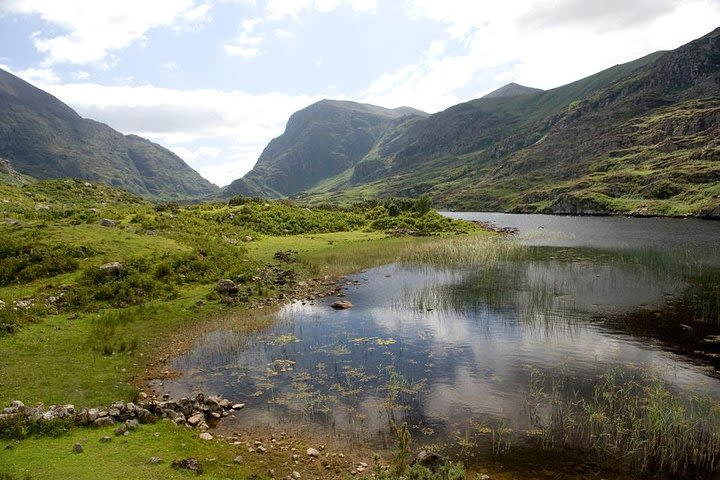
[0,68,218,200]
[231,27,720,217]
[224,100,427,197]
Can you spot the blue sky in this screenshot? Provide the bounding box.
[1,0,720,186]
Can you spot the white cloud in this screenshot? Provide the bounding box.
[265,0,377,20]
[224,17,264,57]
[11,66,60,84]
[1,0,211,65]
[28,80,319,185]
[362,0,720,112]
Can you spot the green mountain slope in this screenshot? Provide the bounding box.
[0,68,218,200]
[227,28,720,218]
[481,82,543,98]
[223,100,427,197]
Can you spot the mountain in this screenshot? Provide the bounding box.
[223,100,428,197]
[0,68,218,200]
[482,82,543,99]
[233,27,720,218]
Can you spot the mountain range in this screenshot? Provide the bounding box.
[228,27,720,217]
[0,68,218,200]
[1,27,719,217]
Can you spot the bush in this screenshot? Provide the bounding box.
[0,237,86,286]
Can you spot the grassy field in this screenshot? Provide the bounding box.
[0,180,479,480]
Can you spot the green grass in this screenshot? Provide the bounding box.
[0,421,262,480]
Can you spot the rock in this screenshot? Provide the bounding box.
[413,450,446,472]
[10,400,24,409]
[216,279,239,295]
[136,408,155,423]
[233,455,244,465]
[330,300,353,310]
[199,432,213,441]
[171,458,202,474]
[35,204,51,211]
[72,443,83,454]
[149,456,161,465]
[93,416,116,427]
[291,471,301,479]
[231,403,245,410]
[99,436,112,443]
[187,413,203,426]
[99,218,118,227]
[125,419,139,430]
[99,262,122,275]
[307,447,320,458]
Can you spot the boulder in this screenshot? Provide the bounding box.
[187,413,204,426]
[99,262,122,275]
[171,458,202,474]
[216,279,239,295]
[330,300,353,310]
[93,416,116,427]
[99,218,118,227]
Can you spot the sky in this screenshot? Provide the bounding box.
[1,0,719,186]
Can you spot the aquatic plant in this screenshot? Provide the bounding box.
[527,367,720,477]
[400,235,526,267]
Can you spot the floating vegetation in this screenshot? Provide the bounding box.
[352,336,397,346]
[314,342,350,355]
[271,333,300,345]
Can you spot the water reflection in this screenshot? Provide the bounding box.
[166,260,720,446]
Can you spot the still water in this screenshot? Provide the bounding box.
[165,213,720,449]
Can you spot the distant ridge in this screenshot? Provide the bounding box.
[482,82,543,99]
[0,68,219,200]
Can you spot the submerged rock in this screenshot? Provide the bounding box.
[412,450,446,472]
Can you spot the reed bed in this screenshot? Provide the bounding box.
[528,368,720,477]
[400,235,527,267]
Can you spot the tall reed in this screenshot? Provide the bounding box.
[527,367,720,477]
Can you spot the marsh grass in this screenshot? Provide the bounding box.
[400,235,526,267]
[527,367,720,477]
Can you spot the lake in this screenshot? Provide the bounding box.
[164,213,720,475]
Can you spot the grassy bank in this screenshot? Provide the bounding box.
[0,180,480,479]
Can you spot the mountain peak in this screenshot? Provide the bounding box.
[482,82,543,99]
